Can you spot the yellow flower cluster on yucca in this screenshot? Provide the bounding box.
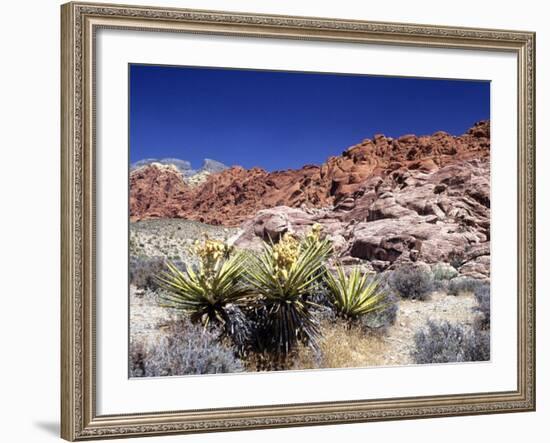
[304,223,323,245]
[271,233,300,280]
[192,236,233,274]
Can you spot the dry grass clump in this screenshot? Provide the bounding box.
[292,321,390,370]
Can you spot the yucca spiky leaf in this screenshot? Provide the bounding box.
[325,265,388,318]
[245,235,331,354]
[157,251,251,328]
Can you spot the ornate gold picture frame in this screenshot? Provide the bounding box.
[61,2,535,440]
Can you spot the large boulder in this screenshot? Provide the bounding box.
[233,206,319,250]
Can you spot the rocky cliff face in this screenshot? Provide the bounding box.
[129,158,230,220]
[130,121,489,225]
[130,163,188,220]
[130,122,490,276]
[233,157,490,278]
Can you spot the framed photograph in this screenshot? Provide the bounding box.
[61,2,536,440]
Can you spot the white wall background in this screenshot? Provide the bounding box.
[0,0,546,442]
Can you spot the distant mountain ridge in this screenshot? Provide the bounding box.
[130,158,228,178]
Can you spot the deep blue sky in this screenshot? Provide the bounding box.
[129,64,489,171]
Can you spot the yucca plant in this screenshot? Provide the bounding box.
[156,237,251,332]
[245,228,332,355]
[325,265,388,320]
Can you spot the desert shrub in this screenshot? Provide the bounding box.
[376,270,392,284]
[431,264,458,292]
[129,319,244,377]
[358,290,399,333]
[412,320,490,364]
[157,237,252,335]
[129,256,167,289]
[325,265,388,319]
[473,283,490,330]
[432,263,458,281]
[447,277,483,296]
[389,265,433,300]
[432,279,449,292]
[245,228,332,356]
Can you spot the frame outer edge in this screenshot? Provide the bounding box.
[527,31,536,411]
[61,2,77,441]
[61,1,536,439]
[532,32,536,411]
[517,31,536,411]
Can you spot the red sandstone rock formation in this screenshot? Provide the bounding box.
[129,163,188,221]
[130,121,490,227]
